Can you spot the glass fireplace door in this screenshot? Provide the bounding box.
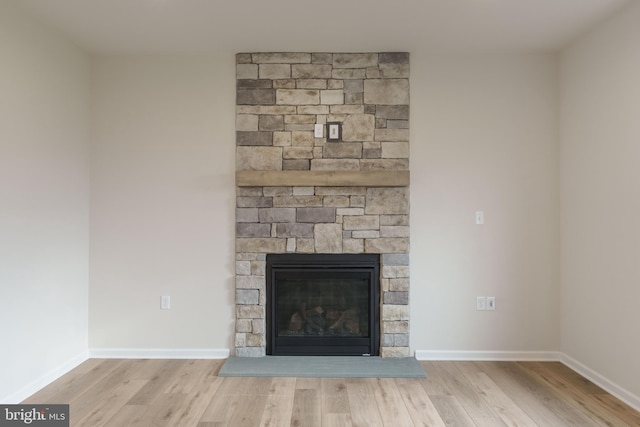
[266,254,380,356]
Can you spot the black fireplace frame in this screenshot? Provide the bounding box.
[266,253,380,356]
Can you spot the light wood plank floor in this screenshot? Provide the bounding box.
[22,359,640,426]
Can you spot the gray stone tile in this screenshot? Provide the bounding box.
[276,223,314,238]
[236,146,282,171]
[283,159,310,170]
[314,223,343,253]
[237,197,272,208]
[382,253,410,266]
[236,289,260,305]
[323,143,363,159]
[236,223,271,238]
[259,64,291,79]
[365,238,409,253]
[292,64,332,79]
[333,53,378,68]
[235,347,266,357]
[276,89,319,105]
[342,114,375,142]
[386,120,409,129]
[360,159,409,171]
[365,188,409,215]
[236,131,273,146]
[375,105,409,120]
[236,208,259,223]
[236,64,258,79]
[380,215,409,226]
[252,53,311,63]
[297,207,337,223]
[311,53,333,64]
[364,79,409,105]
[379,52,409,64]
[236,53,252,63]
[237,79,273,89]
[236,238,286,253]
[273,196,323,207]
[384,291,409,305]
[283,146,314,159]
[259,115,284,131]
[380,64,410,78]
[258,207,296,223]
[237,88,275,105]
[236,114,259,131]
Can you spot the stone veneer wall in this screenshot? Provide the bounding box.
[235,52,410,357]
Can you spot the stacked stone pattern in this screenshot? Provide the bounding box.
[236,52,409,173]
[235,53,410,357]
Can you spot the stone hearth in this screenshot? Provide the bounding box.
[235,52,410,357]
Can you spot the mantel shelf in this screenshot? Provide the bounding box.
[236,170,410,187]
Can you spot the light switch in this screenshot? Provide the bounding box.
[475,211,484,225]
[314,124,324,138]
[161,295,171,310]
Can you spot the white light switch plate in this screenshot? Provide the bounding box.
[314,124,324,138]
[161,295,171,309]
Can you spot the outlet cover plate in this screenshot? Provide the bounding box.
[161,295,171,310]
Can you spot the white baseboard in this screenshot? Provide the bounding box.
[2,351,89,404]
[88,348,230,359]
[560,353,640,412]
[414,350,561,361]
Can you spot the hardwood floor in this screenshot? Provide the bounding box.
[22,359,640,426]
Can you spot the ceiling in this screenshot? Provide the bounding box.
[13,0,630,54]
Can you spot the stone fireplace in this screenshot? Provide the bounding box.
[235,52,410,357]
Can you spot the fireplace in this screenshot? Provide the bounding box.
[234,52,410,358]
[266,254,380,356]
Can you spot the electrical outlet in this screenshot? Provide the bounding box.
[161,295,171,310]
[476,296,486,311]
[487,296,495,310]
[475,211,484,225]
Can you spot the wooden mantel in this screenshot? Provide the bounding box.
[236,170,410,187]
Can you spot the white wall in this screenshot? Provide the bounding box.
[410,54,561,354]
[88,53,562,358]
[89,56,235,351]
[560,1,640,399]
[0,1,90,402]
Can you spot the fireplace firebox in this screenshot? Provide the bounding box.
[266,254,380,356]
